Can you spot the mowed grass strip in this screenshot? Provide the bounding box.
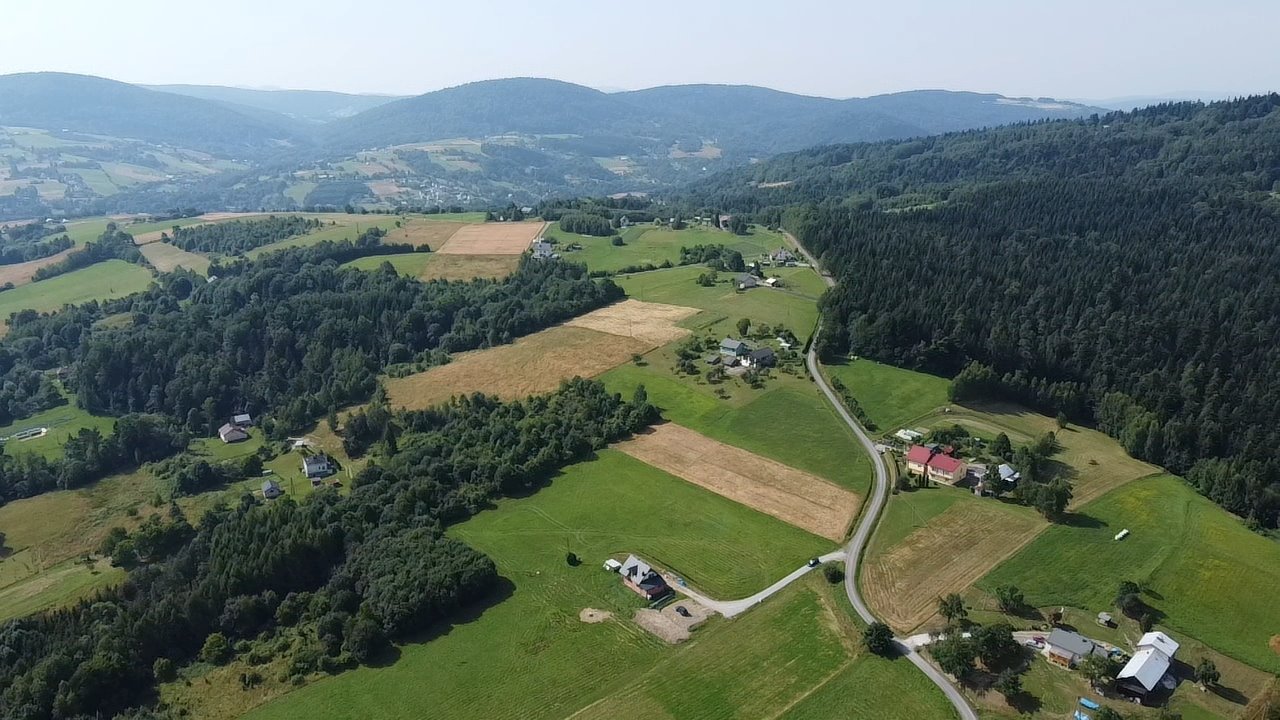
[980,474,1280,672]
[417,254,520,280]
[823,358,950,432]
[138,241,211,274]
[437,221,544,255]
[778,650,962,720]
[562,298,699,346]
[862,490,1046,632]
[242,451,831,720]
[0,248,75,287]
[387,326,653,411]
[544,224,789,274]
[0,260,152,328]
[616,423,859,541]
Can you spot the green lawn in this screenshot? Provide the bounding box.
[0,260,152,322]
[0,399,115,460]
[979,474,1280,673]
[340,252,434,276]
[779,651,960,720]
[602,363,871,494]
[865,485,968,557]
[545,223,788,274]
[824,358,951,432]
[243,450,837,720]
[616,264,821,343]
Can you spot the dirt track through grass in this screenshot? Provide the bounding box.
[616,423,859,541]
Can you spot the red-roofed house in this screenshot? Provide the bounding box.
[905,445,968,484]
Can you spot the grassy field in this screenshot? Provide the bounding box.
[237,450,842,720]
[0,399,115,460]
[341,252,435,276]
[138,241,211,274]
[0,260,153,325]
[823,358,951,432]
[544,223,789,274]
[979,474,1280,673]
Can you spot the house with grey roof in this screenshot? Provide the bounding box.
[745,347,776,368]
[262,479,282,500]
[720,338,749,357]
[218,423,248,444]
[1045,628,1104,667]
[619,554,669,600]
[302,454,333,479]
[734,273,758,289]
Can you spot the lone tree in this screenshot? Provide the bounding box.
[736,317,751,336]
[994,668,1023,698]
[1195,658,1220,690]
[994,584,1025,614]
[938,593,968,625]
[932,634,977,681]
[863,622,895,656]
[822,562,844,584]
[1115,580,1145,619]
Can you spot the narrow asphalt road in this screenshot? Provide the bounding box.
[790,234,979,720]
[664,549,847,618]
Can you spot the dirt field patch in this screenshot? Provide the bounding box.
[0,248,72,286]
[863,502,1047,632]
[615,423,859,541]
[437,221,546,255]
[1272,635,1280,655]
[417,254,520,281]
[633,599,712,644]
[564,299,699,346]
[388,327,652,410]
[383,220,465,249]
[367,180,408,198]
[579,608,613,624]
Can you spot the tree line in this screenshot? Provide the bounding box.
[0,379,656,719]
[30,225,144,281]
[167,215,322,254]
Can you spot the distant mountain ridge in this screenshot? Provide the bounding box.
[146,84,405,123]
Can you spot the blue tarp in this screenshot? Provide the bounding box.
[1079,698,1101,710]
[1074,710,1091,720]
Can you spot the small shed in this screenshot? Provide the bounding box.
[603,558,623,572]
[262,479,282,500]
[734,273,758,289]
[1097,612,1114,626]
[232,413,253,426]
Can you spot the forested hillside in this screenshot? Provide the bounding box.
[688,95,1280,527]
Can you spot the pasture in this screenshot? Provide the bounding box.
[544,223,789,274]
[861,486,1046,632]
[386,301,696,411]
[0,247,74,287]
[418,254,520,280]
[239,450,853,720]
[979,474,1280,673]
[341,252,435,277]
[615,422,860,541]
[0,400,115,460]
[615,264,821,343]
[437,221,544,255]
[382,218,466,249]
[602,355,871,493]
[0,260,152,327]
[823,358,950,432]
[139,241,211,274]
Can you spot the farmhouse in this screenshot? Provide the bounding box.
[302,454,333,479]
[904,445,968,484]
[718,214,733,231]
[1045,628,1103,667]
[770,248,796,264]
[218,423,248,444]
[262,479,282,500]
[530,240,559,260]
[720,338,749,357]
[1117,632,1180,701]
[745,347,776,368]
[619,554,670,600]
[735,273,758,290]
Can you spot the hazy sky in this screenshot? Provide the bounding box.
[2,0,1276,100]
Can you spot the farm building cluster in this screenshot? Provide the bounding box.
[1034,628,1181,705]
[893,427,1025,497]
[712,337,777,369]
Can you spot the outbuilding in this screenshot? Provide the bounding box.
[262,479,282,500]
[218,423,248,444]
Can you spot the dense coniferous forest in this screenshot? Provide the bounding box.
[167,215,322,254]
[0,379,656,719]
[685,95,1280,527]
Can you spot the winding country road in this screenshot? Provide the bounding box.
[791,235,979,720]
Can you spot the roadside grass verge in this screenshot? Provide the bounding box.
[823,358,950,432]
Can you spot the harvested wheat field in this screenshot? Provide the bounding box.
[139,242,210,274]
[386,219,466,249]
[388,327,651,410]
[0,249,73,287]
[418,254,520,281]
[436,221,546,255]
[616,423,859,541]
[564,299,699,345]
[862,502,1046,632]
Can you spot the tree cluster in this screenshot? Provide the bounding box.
[168,215,321,254]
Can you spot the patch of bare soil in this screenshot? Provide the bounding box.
[633,600,712,644]
[579,608,613,624]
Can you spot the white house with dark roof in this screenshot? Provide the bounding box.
[619,554,669,600]
[302,454,333,479]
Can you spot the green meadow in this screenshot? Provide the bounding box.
[544,222,789,274]
[0,260,152,322]
[979,474,1280,673]
[0,399,116,460]
[340,252,434,276]
[823,358,951,432]
[241,450,845,720]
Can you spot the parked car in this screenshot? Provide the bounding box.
[675,606,691,618]
[807,558,820,568]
